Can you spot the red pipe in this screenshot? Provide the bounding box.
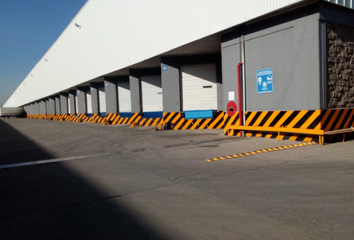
[237,62,243,137]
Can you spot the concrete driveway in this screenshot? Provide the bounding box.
[1,118,353,240]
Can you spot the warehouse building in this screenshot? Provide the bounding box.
[4,0,354,143]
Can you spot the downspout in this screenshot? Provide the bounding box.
[241,33,246,133]
[237,62,243,137]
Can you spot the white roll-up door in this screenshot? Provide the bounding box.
[98,86,106,113]
[141,75,163,112]
[75,95,78,114]
[181,64,218,111]
[86,92,92,114]
[117,81,131,112]
[68,97,71,114]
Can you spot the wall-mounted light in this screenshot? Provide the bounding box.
[75,23,81,29]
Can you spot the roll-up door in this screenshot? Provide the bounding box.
[68,98,71,114]
[117,81,131,113]
[141,75,163,112]
[181,64,217,111]
[86,92,92,114]
[75,95,78,114]
[98,86,106,114]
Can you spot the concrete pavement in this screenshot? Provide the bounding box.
[0,118,353,239]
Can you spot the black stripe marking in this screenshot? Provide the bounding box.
[339,109,352,129]
[179,118,189,129]
[163,112,174,122]
[213,117,224,129]
[293,110,315,129]
[322,110,336,130]
[282,134,292,141]
[249,112,262,126]
[348,111,354,128]
[176,118,186,130]
[245,112,252,120]
[231,115,239,126]
[130,114,139,122]
[258,112,273,127]
[330,109,345,131]
[307,110,327,129]
[199,119,207,128]
[295,134,307,142]
[269,111,286,127]
[270,133,277,139]
[224,116,231,125]
[282,111,300,127]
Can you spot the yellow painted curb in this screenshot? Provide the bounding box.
[206,142,317,162]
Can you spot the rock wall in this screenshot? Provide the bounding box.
[327,23,354,108]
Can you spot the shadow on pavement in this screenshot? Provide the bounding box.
[0,119,54,165]
[0,119,168,240]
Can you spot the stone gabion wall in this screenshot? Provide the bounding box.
[327,23,354,109]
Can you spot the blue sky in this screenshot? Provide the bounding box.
[0,0,87,107]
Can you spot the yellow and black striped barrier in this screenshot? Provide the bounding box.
[224,109,354,143]
[130,117,164,127]
[109,113,141,125]
[206,142,317,162]
[163,111,225,130]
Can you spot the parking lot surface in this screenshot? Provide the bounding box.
[1,118,354,240]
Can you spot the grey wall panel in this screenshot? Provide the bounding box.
[46,99,50,114]
[104,80,118,113]
[60,93,68,114]
[90,83,100,114]
[221,38,241,112]
[55,96,61,114]
[244,13,321,111]
[28,105,32,115]
[77,87,88,114]
[222,12,321,112]
[161,63,181,113]
[40,100,47,115]
[129,75,142,113]
[47,98,56,115]
[35,102,40,115]
[69,90,76,114]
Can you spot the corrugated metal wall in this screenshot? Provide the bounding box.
[323,0,354,9]
[5,0,354,107]
[5,0,309,107]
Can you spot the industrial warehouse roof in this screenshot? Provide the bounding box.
[4,0,354,107]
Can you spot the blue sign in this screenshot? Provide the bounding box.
[257,68,273,94]
[162,66,168,71]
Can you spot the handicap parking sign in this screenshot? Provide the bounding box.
[257,68,273,94]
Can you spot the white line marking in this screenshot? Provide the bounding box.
[0,153,110,170]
